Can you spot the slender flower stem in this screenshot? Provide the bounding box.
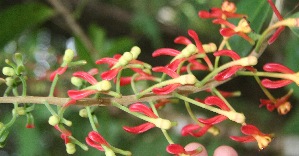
[110,145,132,156]
[43,101,58,116]
[86,106,98,132]
[237,70,296,80]
[251,71,276,101]
[69,136,89,151]
[116,70,123,93]
[131,74,139,94]
[174,93,244,124]
[19,76,27,96]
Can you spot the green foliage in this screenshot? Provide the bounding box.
[0,3,55,49]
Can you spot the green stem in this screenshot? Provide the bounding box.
[110,146,132,156]
[86,106,98,132]
[116,70,123,93]
[19,76,27,96]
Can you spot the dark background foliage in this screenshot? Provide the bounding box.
[0,0,299,155]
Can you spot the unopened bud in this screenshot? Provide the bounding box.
[203,43,217,52]
[153,118,172,130]
[48,115,60,126]
[79,109,88,118]
[181,44,197,58]
[66,143,76,154]
[95,80,111,91]
[5,77,14,87]
[63,49,75,64]
[130,46,141,60]
[13,107,26,116]
[2,67,15,76]
[179,74,197,85]
[238,56,257,67]
[227,112,245,124]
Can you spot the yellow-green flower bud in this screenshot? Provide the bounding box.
[153,118,172,130]
[14,53,23,65]
[5,77,14,87]
[95,80,111,91]
[79,109,88,118]
[178,74,197,85]
[180,44,197,58]
[63,49,75,64]
[48,115,60,126]
[203,43,217,53]
[66,143,76,154]
[226,112,245,124]
[130,46,141,60]
[2,67,15,76]
[71,77,83,87]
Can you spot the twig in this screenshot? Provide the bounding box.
[48,0,97,54]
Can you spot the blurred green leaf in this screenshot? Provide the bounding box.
[289,12,299,38]
[230,0,271,56]
[0,3,55,48]
[74,37,97,68]
[88,24,106,53]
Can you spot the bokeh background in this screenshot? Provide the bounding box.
[1,0,299,155]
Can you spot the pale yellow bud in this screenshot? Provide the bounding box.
[48,115,60,126]
[79,109,88,118]
[63,49,75,64]
[153,118,172,130]
[66,143,76,154]
[178,74,197,85]
[130,46,141,60]
[203,43,217,52]
[2,67,15,76]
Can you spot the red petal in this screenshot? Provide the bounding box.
[152,48,180,57]
[241,124,261,135]
[261,79,292,89]
[152,66,179,78]
[86,137,104,151]
[213,50,240,60]
[214,66,241,81]
[101,68,121,80]
[68,90,98,100]
[167,59,185,72]
[166,144,186,154]
[219,28,236,37]
[118,77,132,86]
[188,29,204,53]
[88,131,109,146]
[213,19,236,29]
[152,84,181,95]
[198,115,227,125]
[181,124,210,137]
[188,58,208,70]
[263,63,295,74]
[230,135,255,143]
[73,71,98,84]
[129,103,157,118]
[123,122,155,134]
[95,57,118,66]
[174,36,192,45]
[204,96,230,110]
[49,66,68,81]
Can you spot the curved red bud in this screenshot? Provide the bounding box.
[198,115,227,125]
[263,63,295,74]
[153,84,181,95]
[204,96,230,110]
[152,66,179,78]
[123,122,155,134]
[101,68,121,80]
[73,71,98,85]
[241,124,261,135]
[88,131,109,146]
[213,50,241,60]
[152,48,180,57]
[230,135,255,142]
[95,57,118,67]
[174,36,192,45]
[129,103,157,118]
[261,79,292,89]
[214,66,242,81]
[68,90,98,100]
[49,66,68,81]
[219,28,236,37]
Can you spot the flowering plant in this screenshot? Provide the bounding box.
[1,0,299,155]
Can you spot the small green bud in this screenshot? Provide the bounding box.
[16,65,25,75]
[48,115,60,126]
[5,77,14,87]
[66,143,76,154]
[130,46,141,60]
[12,107,26,116]
[71,77,83,87]
[63,49,75,64]
[79,109,88,118]
[2,67,15,76]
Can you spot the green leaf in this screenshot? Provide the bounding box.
[0,3,55,48]
[74,37,97,68]
[88,24,106,53]
[229,0,271,56]
[289,12,299,38]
